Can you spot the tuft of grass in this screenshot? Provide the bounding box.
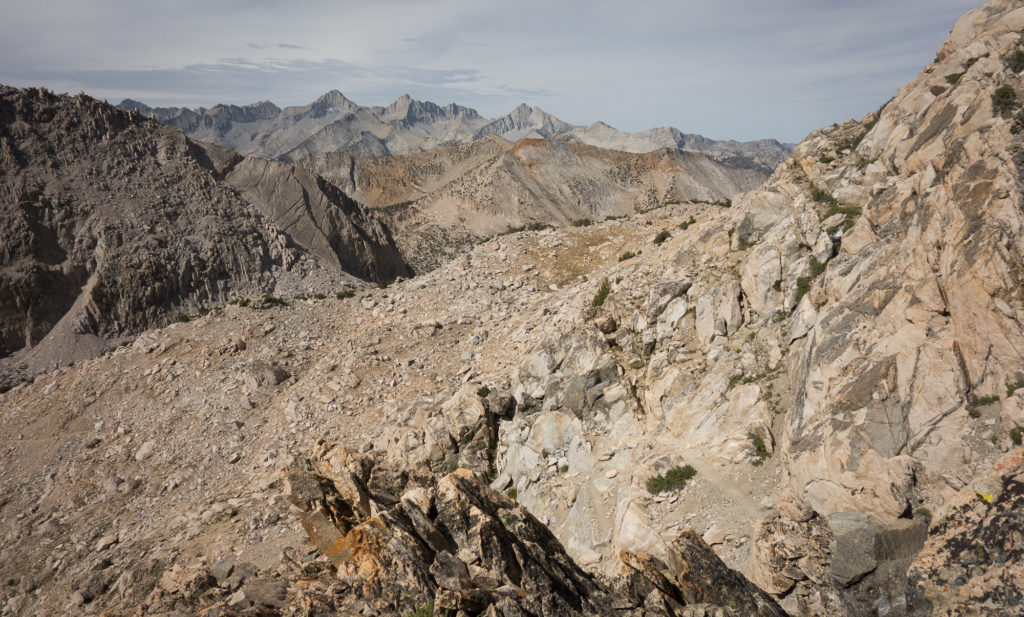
[336,289,356,299]
[749,432,771,466]
[945,72,965,85]
[505,487,518,500]
[476,385,491,398]
[809,256,828,276]
[646,465,697,494]
[618,251,636,261]
[653,230,671,245]
[993,84,1017,116]
[809,183,838,207]
[592,278,612,307]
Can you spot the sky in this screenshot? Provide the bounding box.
[0,0,983,143]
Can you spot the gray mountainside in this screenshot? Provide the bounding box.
[5,2,1024,617]
[118,92,791,174]
[0,86,409,381]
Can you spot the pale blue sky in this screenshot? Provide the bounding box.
[0,0,983,142]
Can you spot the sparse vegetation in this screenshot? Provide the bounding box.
[314,292,327,300]
[1011,49,1024,73]
[592,278,612,307]
[967,394,1000,418]
[945,72,965,85]
[809,256,827,276]
[571,218,593,227]
[1011,426,1023,446]
[0,385,11,394]
[809,182,838,207]
[653,230,671,245]
[618,251,636,261]
[261,294,288,307]
[409,600,449,617]
[505,487,518,500]
[748,432,771,465]
[336,289,356,299]
[728,373,759,390]
[818,155,835,164]
[993,84,1017,116]
[377,279,395,289]
[1007,377,1024,397]
[476,385,491,398]
[176,313,191,323]
[646,465,697,494]
[678,216,697,230]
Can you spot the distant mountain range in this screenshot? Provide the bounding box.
[117,91,792,174]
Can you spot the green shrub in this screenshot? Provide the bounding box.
[748,432,771,465]
[261,294,288,307]
[0,385,12,394]
[527,222,551,231]
[653,230,671,245]
[945,72,965,85]
[1011,426,1023,446]
[571,218,593,227]
[618,251,636,261]
[646,465,697,494]
[1011,50,1024,73]
[818,155,835,164]
[592,278,612,307]
[505,487,518,500]
[176,313,191,323]
[476,385,491,398]
[336,289,356,299]
[313,292,327,300]
[793,276,812,307]
[809,256,828,276]
[377,279,394,289]
[993,84,1017,116]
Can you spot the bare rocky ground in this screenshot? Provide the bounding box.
[2,202,776,615]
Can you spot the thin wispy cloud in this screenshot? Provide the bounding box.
[0,0,983,141]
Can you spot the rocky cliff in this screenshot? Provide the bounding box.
[0,86,409,385]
